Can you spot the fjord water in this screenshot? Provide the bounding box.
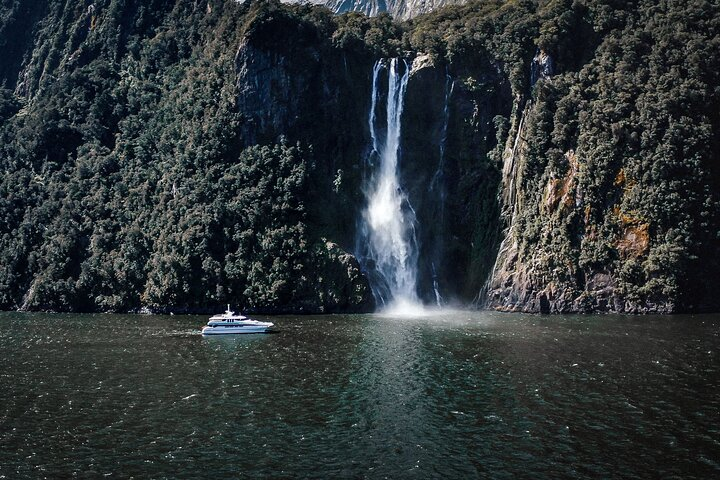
[1,312,719,478]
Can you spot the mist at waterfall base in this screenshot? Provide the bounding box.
[356,59,445,316]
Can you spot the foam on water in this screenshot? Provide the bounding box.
[380,297,431,317]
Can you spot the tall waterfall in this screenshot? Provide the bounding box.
[357,58,422,312]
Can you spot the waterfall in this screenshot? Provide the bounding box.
[435,71,454,189]
[357,58,422,312]
[431,262,442,307]
[428,71,453,307]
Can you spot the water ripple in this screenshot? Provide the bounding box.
[0,312,718,478]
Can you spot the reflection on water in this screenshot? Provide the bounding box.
[1,311,719,478]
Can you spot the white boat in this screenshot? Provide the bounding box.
[201,305,274,335]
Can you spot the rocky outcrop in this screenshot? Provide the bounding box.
[542,150,578,215]
[484,98,544,312]
[312,240,375,312]
[285,0,468,20]
[530,49,554,87]
[484,60,678,315]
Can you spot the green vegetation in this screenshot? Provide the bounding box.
[499,0,720,311]
[0,0,718,312]
[0,0,375,312]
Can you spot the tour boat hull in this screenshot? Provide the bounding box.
[201,324,273,335]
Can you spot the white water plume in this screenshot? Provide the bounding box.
[358,58,423,312]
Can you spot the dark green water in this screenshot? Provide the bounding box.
[1,311,719,479]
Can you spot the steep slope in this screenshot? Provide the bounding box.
[484,0,720,313]
[285,0,468,20]
[1,0,719,314]
[0,0,377,313]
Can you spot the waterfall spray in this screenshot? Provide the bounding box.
[357,59,422,313]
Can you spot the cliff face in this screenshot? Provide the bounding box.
[486,96,677,314]
[234,14,374,247]
[400,54,510,304]
[485,15,720,315]
[285,0,467,20]
[1,0,719,314]
[486,97,594,314]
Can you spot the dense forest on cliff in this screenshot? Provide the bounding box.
[0,0,718,313]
